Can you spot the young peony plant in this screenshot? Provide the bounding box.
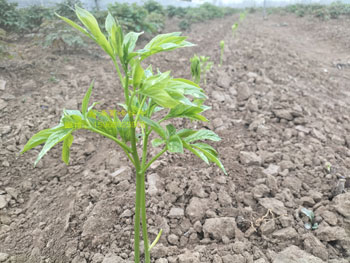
[21,6,226,263]
[219,40,225,67]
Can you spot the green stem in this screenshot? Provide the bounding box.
[142,147,167,174]
[134,169,142,263]
[113,59,129,105]
[141,131,150,262]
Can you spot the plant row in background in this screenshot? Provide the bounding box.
[0,0,239,34]
[270,1,350,20]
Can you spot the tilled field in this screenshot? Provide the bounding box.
[0,13,350,263]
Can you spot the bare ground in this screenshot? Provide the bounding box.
[0,13,350,263]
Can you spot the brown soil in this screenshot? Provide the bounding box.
[1,13,350,263]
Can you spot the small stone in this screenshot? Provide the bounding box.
[0,253,10,262]
[300,196,315,207]
[203,217,236,241]
[260,220,276,235]
[236,82,252,101]
[240,151,262,166]
[283,176,301,192]
[177,251,200,263]
[0,195,8,209]
[312,129,327,142]
[0,99,7,110]
[263,164,280,177]
[147,173,161,196]
[303,233,328,261]
[320,211,337,226]
[91,253,104,263]
[272,227,298,240]
[259,198,287,216]
[0,79,6,91]
[168,207,184,218]
[0,125,11,136]
[1,93,15,101]
[316,226,348,242]
[333,192,350,218]
[279,160,295,171]
[5,187,19,200]
[273,246,325,263]
[186,197,208,221]
[309,190,323,203]
[102,254,124,263]
[273,109,294,121]
[212,91,226,102]
[167,234,179,245]
[120,209,133,218]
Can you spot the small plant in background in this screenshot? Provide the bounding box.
[21,6,226,263]
[190,54,201,84]
[232,22,238,37]
[240,11,247,21]
[300,208,318,230]
[191,55,213,85]
[219,40,225,67]
[40,20,87,51]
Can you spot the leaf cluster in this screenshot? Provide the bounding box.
[22,6,226,175]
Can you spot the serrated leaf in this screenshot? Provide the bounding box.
[62,133,74,164]
[81,80,94,116]
[177,129,197,138]
[183,141,209,164]
[75,6,114,58]
[166,124,176,136]
[167,135,183,153]
[184,129,221,143]
[21,124,63,154]
[123,31,143,55]
[138,32,195,60]
[56,13,92,40]
[132,60,144,89]
[139,116,166,139]
[34,128,73,166]
[192,143,226,174]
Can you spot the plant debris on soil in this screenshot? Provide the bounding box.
[1,13,350,263]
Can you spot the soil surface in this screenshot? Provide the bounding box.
[1,13,350,263]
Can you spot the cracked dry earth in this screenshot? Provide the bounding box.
[1,12,350,263]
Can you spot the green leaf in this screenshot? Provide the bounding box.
[192,143,226,174]
[138,32,194,60]
[152,138,165,147]
[139,116,166,139]
[35,128,73,166]
[75,6,114,58]
[183,141,209,164]
[165,104,208,122]
[138,71,182,108]
[105,12,116,35]
[123,31,143,55]
[132,60,144,89]
[167,135,183,153]
[166,124,176,136]
[81,80,94,116]
[177,129,197,138]
[56,13,92,40]
[62,133,74,164]
[184,129,221,143]
[21,125,63,154]
[170,79,207,99]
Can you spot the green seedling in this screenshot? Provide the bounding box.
[190,54,213,85]
[232,22,238,37]
[190,54,200,84]
[219,40,224,67]
[21,6,226,263]
[240,11,247,22]
[301,208,318,230]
